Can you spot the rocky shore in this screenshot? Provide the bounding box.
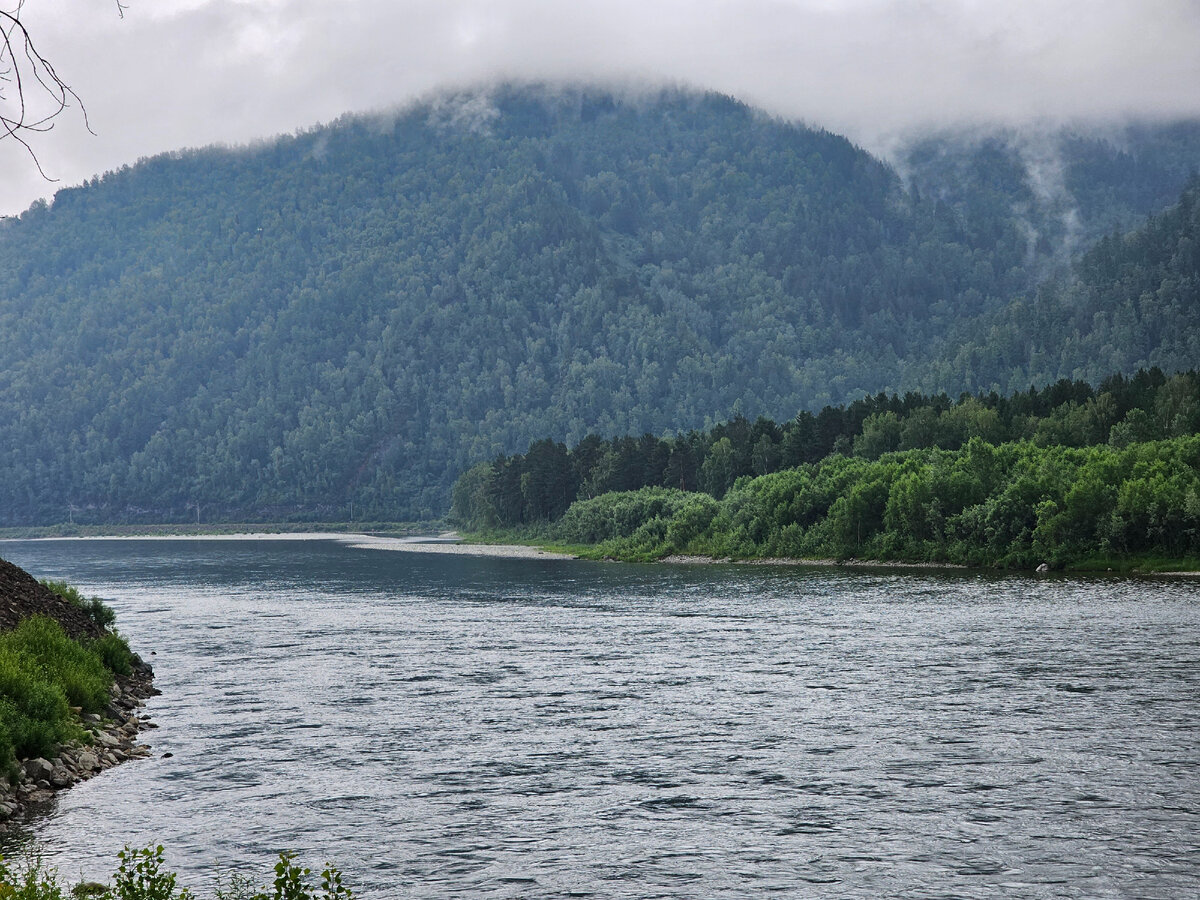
[0,556,159,828]
[0,661,158,827]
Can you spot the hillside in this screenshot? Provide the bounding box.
[0,557,102,639]
[1,86,1198,524]
[922,179,1200,392]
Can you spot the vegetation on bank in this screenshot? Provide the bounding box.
[459,436,1200,570]
[0,580,133,777]
[453,368,1200,526]
[0,845,352,900]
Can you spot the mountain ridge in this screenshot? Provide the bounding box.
[1,85,1198,524]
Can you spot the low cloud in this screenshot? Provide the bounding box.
[3,0,1199,214]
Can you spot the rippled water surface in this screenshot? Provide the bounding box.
[1,538,1198,898]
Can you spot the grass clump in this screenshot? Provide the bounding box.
[87,633,134,678]
[1,617,113,714]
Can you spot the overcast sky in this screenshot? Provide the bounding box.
[2,0,1199,215]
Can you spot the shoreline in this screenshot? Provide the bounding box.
[659,554,968,570]
[1,531,579,560]
[5,530,1198,575]
[1,660,158,830]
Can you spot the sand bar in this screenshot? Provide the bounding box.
[3,531,577,560]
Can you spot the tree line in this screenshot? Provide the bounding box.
[451,368,1200,532]
[529,436,1200,569]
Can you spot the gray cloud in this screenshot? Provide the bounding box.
[3,0,1199,214]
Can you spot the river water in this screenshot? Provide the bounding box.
[0,537,1197,899]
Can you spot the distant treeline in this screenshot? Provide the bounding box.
[452,368,1200,532]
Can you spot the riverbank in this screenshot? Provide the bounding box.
[344,533,577,559]
[446,532,1200,576]
[1,662,158,827]
[6,528,1198,575]
[1,530,579,561]
[0,557,158,829]
[0,521,438,541]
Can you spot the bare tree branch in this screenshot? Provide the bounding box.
[1,2,122,179]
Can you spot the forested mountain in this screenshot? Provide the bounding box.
[1,86,1198,525]
[920,179,1200,391]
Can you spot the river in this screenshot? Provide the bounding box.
[1,537,1197,898]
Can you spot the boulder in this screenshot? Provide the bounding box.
[24,757,53,778]
[76,750,99,772]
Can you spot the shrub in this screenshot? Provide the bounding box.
[39,581,117,631]
[0,617,119,768]
[0,648,76,762]
[0,617,113,714]
[110,846,192,900]
[0,849,353,900]
[89,634,135,678]
[256,853,353,900]
[0,850,67,900]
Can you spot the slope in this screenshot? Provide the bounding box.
[0,86,1197,524]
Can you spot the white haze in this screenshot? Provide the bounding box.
[2,0,1199,215]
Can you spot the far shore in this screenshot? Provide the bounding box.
[0,529,578,561]
[2,529,1198,575]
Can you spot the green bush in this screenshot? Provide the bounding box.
[0,617,118,768]
[89,634,135,678]
[540,437,1200,567]
[1,617,113,714]
[39,581,117,631]
[109,846,192,900]
[0,850,67,900]
[255,853,352,900]
[0,647,76,763]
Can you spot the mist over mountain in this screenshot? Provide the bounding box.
[1,86,1197,525]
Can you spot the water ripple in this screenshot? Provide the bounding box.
[0,539,1196,899]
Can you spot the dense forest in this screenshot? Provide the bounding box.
[505,436,1200,569]
[450,368,1200,529]
[1,86,1198,525]
[451,370,1200,568]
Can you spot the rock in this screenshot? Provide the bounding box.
[24,758,53,778]
[94,731,121,749]
[1036,562,1050,573]
[76,750,99,772]
[49,767,74,788]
